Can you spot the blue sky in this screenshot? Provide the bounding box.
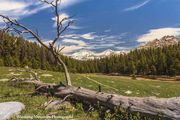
[0,0,180,54]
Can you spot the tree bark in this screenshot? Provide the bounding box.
[55,86,180,120]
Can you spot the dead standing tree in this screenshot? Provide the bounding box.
[0,0,72,86]
[0,0,180,119]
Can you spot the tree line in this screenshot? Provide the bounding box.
[0,31,179,76]
[82,44,180,76]
[0,31,61,71]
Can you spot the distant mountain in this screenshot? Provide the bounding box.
[69,36,180,60]
[70,50,95,60]
[138,36,180,49]
[70,49,129,60]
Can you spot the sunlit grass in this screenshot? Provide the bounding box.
[0,66,180,119]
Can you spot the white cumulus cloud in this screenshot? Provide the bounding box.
[43,31,128,54]
[62,32,97,40]
[137,27,180,42]
[81,32,96,40]
[62,39,86,46]
[60,0,86,8]
[52,13,81,30]
[0,1,27,11]
[62,39,87,53]
[0,0,44,20]
[0,0,86,23]
[52,13,69,22]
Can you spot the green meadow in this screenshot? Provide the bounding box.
[0,66,180,119]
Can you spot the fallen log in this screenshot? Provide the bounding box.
[10,79,180,120]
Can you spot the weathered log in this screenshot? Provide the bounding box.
[11,79,180,120]
[55,86,180,120]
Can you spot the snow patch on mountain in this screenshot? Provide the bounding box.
[69,49,129,60]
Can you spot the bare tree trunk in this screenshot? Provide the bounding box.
[50,50,72,86]
[57,55,72,86]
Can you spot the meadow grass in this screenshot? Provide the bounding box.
[0,66,180,119]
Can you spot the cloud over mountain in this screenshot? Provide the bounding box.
[137,28,180,42]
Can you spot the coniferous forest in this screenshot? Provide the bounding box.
[87,45,180,75]
[0,31,179,76]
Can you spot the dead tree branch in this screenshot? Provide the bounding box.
[0,0,73,86]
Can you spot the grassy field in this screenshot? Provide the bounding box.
[0,66,180,119]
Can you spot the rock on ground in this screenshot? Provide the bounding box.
[0,102,25,120]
